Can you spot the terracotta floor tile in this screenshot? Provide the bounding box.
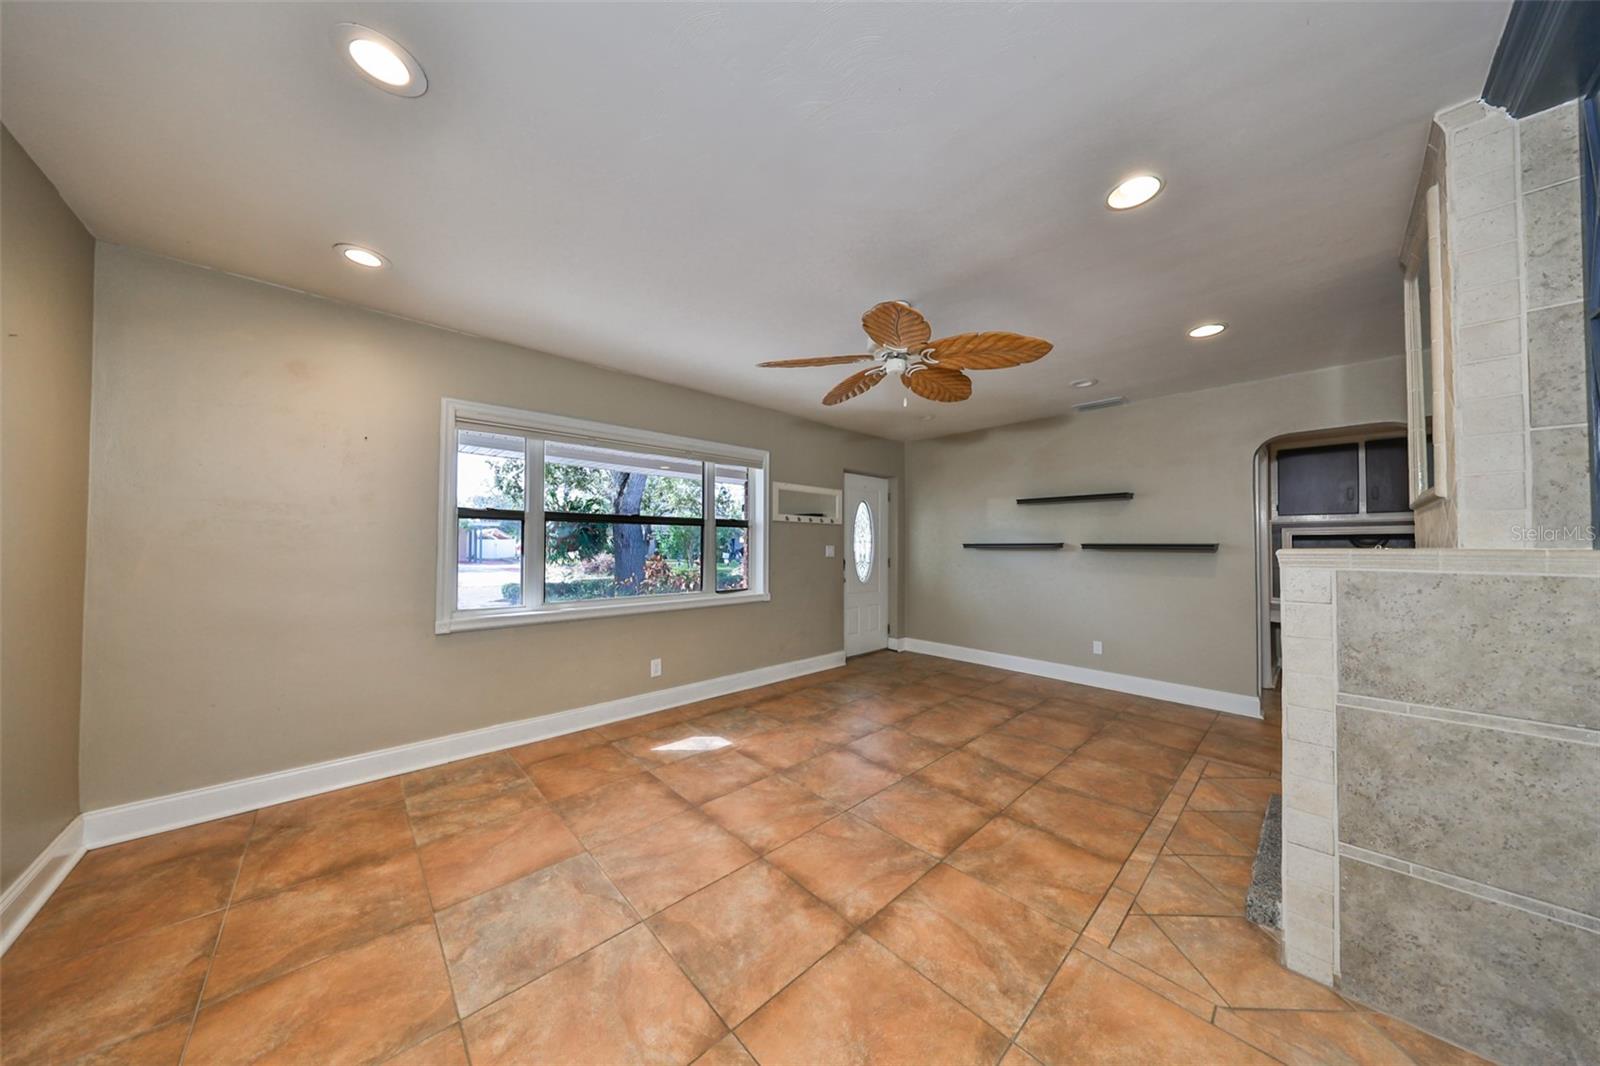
[784,749,903,806]
[1364,1013,1497,1066]
[916,749,1033,811]
[1120,697,1220,731]
[686,706,785,742]
[1186,776,1281,815]
[406,782,546,847]
[736,722,839,769]
[1018,951,1274,1065]
[1007,784,1149,862]
[506,729,605,769]
[864,864,1074,1034]
[6,845,240,970]
[254,779,404,830]
[921,671,993,695]
[946,817,1119,930]
[1108,914,1221,1002]
[435,853,638,1014]
[1099,716,1208,753]
[996,712,1099,751]
[615,722,739,766]
[590,810,756,916]
[806,707,884,741]
[979,685,1047,712]
[186,922,454,1065]
[69,813,253,884]
[702,776,839,853]
[402,752,530,809]
[417,804,582,908]
[693,1033,758,1066]
[206,850,432,1002]
[1202,756,1279,779]
[72,1019,191,1066]
[1000,1043,1044,1065]
[884,681,958,709]
[463,924,723,1066]
[848,692,933,725]
[1181,854,1255,897]
[1072,934,1221,1022]
[1195,733,1280,773]
[383,1025,470,1066]
[854,779,992,857]
[597,707,687,740]
[767,814,935,924]
[234,802,414,901]
[651,747,770,804]
[751,689,835,721]
[1030,697,1120,728]
[737,933,1008,1066]
[1134,855,1244,916]
[963,732,1069,778]
[522,744,647,800]
[902,697,1016,746]
[0,913,220,1063]
[848,727,950,774]
[649,860,850,1025]
[1075,734,1192,778]
[1216,1008,1415,1065]
[1081,887,1137,946]
[1154,916,1347,1011]
[552,772,690,848]
[1166,809,1261,856]
[1044,754,1175,815]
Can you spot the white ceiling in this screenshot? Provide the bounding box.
[2,2,1508,441]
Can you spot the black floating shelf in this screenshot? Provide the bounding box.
[963,542,1066,551]
[1017,492,1135,505]
[1081,542,1218,553]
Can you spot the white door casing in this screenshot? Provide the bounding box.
[843,473,889,656]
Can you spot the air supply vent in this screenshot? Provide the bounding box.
[1071,396,1128,413]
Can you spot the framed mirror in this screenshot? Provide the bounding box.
[1403,183,1448,506]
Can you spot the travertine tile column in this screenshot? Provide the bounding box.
[1278,547,1600,1064]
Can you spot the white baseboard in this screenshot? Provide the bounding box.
[900,638,1261,719]
[79,650,845,851]
[1,816,85,955]
[887,637,907,652]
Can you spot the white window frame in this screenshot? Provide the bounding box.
[437,398,769,633]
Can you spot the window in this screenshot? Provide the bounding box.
[438,400,768,632]
[852,500,873,582]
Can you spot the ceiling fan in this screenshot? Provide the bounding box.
[758,301,1053,405]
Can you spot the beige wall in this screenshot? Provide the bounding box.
[903,358,1406,700]
[1,128,93,887]
[80,246,903,809]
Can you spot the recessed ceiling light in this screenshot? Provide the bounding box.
[1106,174,1163,210]
[334,243,387,269]
[335,24,427,97]
[1188,322,1227,339]
[1070,378,1098,389]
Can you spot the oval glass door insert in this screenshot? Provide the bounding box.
[853,500,874,583]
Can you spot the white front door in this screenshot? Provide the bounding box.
[843,473,889,656]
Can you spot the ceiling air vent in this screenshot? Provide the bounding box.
[1071,396,1128,413]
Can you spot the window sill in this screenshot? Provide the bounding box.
[436,589,770,634]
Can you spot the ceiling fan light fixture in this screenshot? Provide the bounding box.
[1106,174,1163,210]
[335,24,427,97]
[1188,322,1227,339]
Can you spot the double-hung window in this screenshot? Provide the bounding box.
[438,399,768,632]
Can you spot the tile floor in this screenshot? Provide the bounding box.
[0,653,1492,1065]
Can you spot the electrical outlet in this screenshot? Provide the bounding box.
[825,544,836,557]
[650,658,662,678]
[1092,641,1103,656]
